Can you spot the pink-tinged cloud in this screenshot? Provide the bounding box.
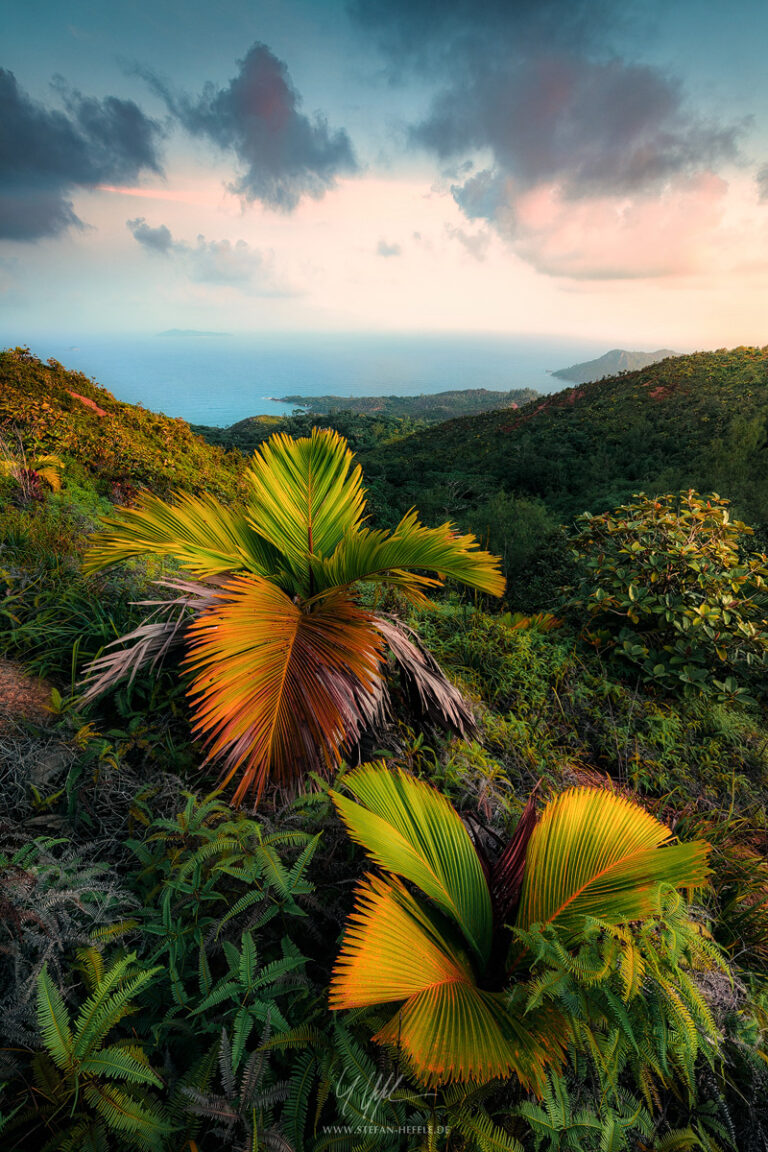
[484,173,729,279]
[96,184,217,206]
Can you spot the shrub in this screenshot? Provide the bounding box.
[569,490,768,700]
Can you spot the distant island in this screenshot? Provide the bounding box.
[276,387,540,421]
[552,348,676,384]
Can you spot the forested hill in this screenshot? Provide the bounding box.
[361,346,768,530]
[275,386,540,420]
[0,347,244,500]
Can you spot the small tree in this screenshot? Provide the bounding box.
[569,490,768,700]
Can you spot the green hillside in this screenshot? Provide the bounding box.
[276,385,540,420]
[362,347,768,530]
[0,347,244,501]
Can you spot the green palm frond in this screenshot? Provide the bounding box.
[330,762,492,962]
[245,426,367,595]
[310,511,505,603]
[84,489,279,578]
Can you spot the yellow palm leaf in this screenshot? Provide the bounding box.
[330,873,565,1090]
[183,575,385,803]
[516,788,710,938]
[330,764,493,962]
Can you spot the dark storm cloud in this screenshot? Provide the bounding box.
[127,216,173,253]
[351,0,745,228]
[0,68,163,241]
[417,56,742,199]
[142,43,358,212]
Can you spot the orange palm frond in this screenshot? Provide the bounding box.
[183,575,386,804]
[330,873,565,1090]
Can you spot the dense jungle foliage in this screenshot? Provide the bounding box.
[3,346,768,1152]
[360,348,768,595]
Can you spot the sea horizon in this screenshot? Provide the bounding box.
[2,330,624,426]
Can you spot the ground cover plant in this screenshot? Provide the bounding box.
[4,349,768,1150]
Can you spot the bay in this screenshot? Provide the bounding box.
[11,331,603,426]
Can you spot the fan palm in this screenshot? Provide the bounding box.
[0,434,64,500]
[328,764,710,1092]
[80,428,504,804]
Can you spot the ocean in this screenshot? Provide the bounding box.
[10,332,602,426]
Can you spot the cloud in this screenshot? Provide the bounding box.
[445,224,490,261]
[127,216,173,253]
[189,235,281,288]
[376,239,401,257]
[126,217,291,293]
[0,68,162,241]
[351,0,747,278]
[417,55,742,198]
[476,172,729,279]
[141,43,357,211]
[759,164,768,202]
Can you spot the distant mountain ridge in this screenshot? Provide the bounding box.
[552,348,677,383]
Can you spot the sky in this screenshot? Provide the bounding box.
[2,0,768,347]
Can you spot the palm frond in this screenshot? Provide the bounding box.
[84,489,278,578]
[330,873,563,1089]
[330,763,492,961]
[374,616,476,739]
[310,511,505,603]
[516,788,710,939]
[184,577,386,803]
[245,427,366,595]
[79,579,219,702]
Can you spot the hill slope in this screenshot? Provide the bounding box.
[0,347,244,500]
[552,347,676,383]
[361,347,768,529]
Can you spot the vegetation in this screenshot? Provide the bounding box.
[193,408,430,457]
[0,347,244,501]
[79,427,502,803]
[361,347,768,602]
[5,346,768,1151]
[569,491,768,701]
[329,765,709,1093]
[274,387,540,420]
